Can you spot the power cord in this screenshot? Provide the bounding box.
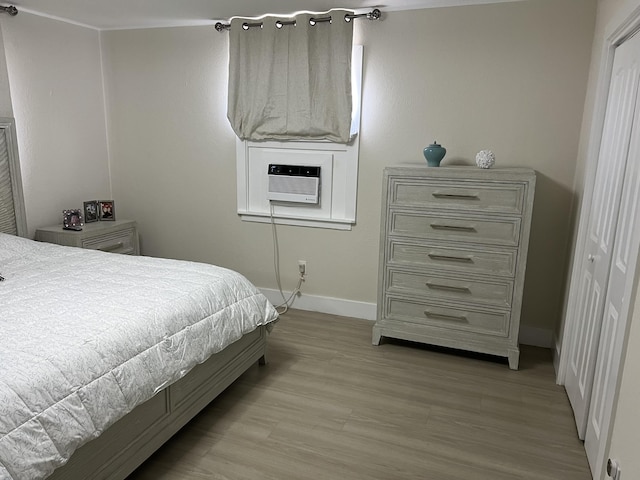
[270,202,305,314]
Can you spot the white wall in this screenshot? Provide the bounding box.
[0,13,111,237]
[101,0,595,343]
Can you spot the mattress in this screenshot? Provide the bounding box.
[0,233,278,480]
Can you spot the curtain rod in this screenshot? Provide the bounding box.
[0,5,18,16]
[215,8,381,32]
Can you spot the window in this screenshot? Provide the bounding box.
[236,46,363,230]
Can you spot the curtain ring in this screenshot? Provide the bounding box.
[242,22,263,30]
[309,16,332,26]
[275,20,296,29]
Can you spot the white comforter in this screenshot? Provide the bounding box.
[0,233,278,480]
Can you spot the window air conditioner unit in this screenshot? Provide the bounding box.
[267,164,321,204]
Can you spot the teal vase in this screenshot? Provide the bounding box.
[423,141,446,167]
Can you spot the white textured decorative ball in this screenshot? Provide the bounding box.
[475,149,495,169]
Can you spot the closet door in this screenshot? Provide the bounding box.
[584,32,640,475]
[564,35,640,439]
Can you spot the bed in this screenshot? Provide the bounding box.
[0,118,279,480]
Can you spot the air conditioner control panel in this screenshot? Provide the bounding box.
[268,164,321,177]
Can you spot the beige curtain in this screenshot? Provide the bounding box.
[227,10,353,143]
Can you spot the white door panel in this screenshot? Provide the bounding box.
[586,303,619,443]
[570,273,599,404]
[585,37,640,473]
[564,41,640,439]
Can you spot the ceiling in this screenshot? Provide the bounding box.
[5,0,521,30]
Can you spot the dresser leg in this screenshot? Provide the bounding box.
[372,327,382,346]
[508,349,519,370]
[259,354,267,366]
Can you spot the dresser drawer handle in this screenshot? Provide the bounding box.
[430,223,476,232]
[427,253,473,263]
[425,282,471,293]
[98,241,124,252]
[432,192,479,200]
[424,311,468,322]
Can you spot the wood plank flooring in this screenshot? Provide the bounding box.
[127,310,591,480]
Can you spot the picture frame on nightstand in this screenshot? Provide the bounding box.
[83,200,98,223]
[62,209,83,231]
[98,200,115,221]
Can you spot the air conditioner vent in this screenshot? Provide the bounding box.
[267,164,320,204]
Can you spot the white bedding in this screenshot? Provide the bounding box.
[0,233,278,480]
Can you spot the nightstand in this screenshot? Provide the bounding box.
[35,219,140,255]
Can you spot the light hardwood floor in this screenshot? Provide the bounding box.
[128,309,591,480]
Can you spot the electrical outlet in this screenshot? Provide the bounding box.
[298,260,307,276]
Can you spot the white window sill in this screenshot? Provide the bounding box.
[238,211,354,230]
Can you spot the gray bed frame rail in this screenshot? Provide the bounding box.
[48,326,268,480]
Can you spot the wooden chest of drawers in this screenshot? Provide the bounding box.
[373,167,536,369]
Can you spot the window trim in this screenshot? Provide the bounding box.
[235,46,363,230]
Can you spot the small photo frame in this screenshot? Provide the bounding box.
[63,209,83,231]
[83,200,98,223]
[98,200,115,221]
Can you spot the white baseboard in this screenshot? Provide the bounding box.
[553,335,564,384]
[260,288,377,321]
[259,288,554,348]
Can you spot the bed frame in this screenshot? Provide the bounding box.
[0,116,270,479]
[48,327,268,480]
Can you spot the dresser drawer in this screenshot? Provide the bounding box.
[388,240,517,277]
[390,211,521,246]
[387,269,513,308]
[390,178,525,214]
[81,228,137,255]
[386,296,509,337]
